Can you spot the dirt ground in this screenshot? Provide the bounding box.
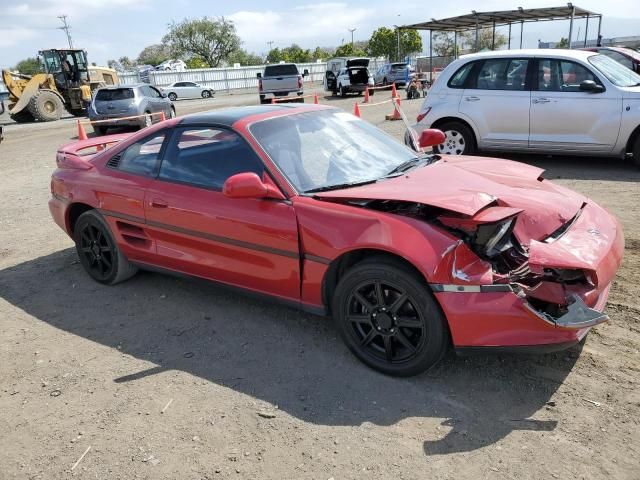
[1,85,639,480]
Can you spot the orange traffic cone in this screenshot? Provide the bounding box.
[77,120,88,140]
[363,88,370,103]
[271,98,276,104]
[313,92,319,104]
[160,111,166,121]
[391,83,397,98]
[353,102,361,118]
[385,97,402,121]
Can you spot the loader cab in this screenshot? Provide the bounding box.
[40,49,90,88]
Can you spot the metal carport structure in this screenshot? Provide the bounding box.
[402,4,602,76]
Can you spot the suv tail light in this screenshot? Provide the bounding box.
[258,79,263,92]
[417,107,431,123]
[297,75,303,89]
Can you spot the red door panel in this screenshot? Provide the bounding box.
[143,180,300,300]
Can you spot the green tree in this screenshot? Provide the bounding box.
[463,28,507,52]
[555,37,570,49]
[266,48,282,63]
[431,32,458,57]
[334,42,367,57]
[185,56,209,69]
[107,56,137,71]
[163,16,241,68]
[368,27,422,61]
[137,44,171,66]
[14,57,41,75]
[281,44,312,63]
[227,49,263,66]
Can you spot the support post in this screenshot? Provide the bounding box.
[492,21,496,50]
[429,30,433,84]
[597,16,602,46]
[508,23,512,49]
[475,15,479,51]
[568,5,575,49]
[584,14,589,47]
[454,30,458,59]
[520,21,524,48]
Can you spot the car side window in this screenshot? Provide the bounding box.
[115,132,166,176]
[448,61,476,88]
[159,127,264,190]
[148,86,161,98]
[174,82,185,87]
[537,59,599,92]
[471,59,529,90]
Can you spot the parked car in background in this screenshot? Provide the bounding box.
[374,62,413,86]
[257,63,308,104]
[161,82,215,101]
[156,59,187,72]
[408,49,640,166]
[88,84,175,135]
[324,57,374,96]
[49,104,623,376]
[580,46,640,73]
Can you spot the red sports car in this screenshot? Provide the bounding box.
[49,105,624,376]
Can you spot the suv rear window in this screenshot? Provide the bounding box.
[264,64,299,76]
[95,88,134,101]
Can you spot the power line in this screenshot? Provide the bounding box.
[58,15,73,48]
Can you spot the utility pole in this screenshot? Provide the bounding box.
[58,14,73,48]
[267,41,274,51]
[348,28,356,48]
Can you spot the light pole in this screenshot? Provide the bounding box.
[393,24,400,61]
[348,28,356,49]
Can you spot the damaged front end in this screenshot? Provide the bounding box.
[362,198,623,331]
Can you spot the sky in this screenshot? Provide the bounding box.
[1,0,640,68]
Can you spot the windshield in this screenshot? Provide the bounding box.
[589,54,640,87]
[250,110,418,193]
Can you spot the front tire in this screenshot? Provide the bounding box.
[632,135,640,168]
[332,258,448,376]
[168,92,177,101]
[340,85,347,97]
[201,90,211,98]
[432,121,475,156]
[27,90,63,122]
[74,210,138,285]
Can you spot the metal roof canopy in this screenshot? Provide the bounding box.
[402,4,603,76]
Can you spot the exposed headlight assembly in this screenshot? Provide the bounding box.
[474,217,517,258]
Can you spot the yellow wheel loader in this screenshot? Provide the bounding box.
[2,49,119,123]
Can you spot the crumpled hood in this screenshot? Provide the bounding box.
[315,156,586,243]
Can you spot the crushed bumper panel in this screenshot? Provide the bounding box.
[523,294,609,329]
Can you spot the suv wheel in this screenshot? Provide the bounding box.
[432,121,475,156]
[633,135,640,168]
[340,85,347,97]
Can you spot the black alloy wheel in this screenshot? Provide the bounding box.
[74,210,137,285]
[332,258,448,376]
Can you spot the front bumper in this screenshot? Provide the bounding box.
[433,201,623,349]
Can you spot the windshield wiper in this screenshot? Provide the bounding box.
[305,179,378,194]
[385,154,434,176]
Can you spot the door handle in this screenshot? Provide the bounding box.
[150,198,168,208]
[532,98,551,104]
[464,96,480,102]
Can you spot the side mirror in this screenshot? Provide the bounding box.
[223,172,285,200]
[419,129,446,149]
[579,80,604,93]
[256,72,262,78]
[303,69,309,77]
[161,92,168,98]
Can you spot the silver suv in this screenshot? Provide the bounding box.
[89,84,175,135]
[409,49,640,166]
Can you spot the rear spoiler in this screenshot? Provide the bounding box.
[56,133,131,170]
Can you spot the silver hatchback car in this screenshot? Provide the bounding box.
[89,84,175,135]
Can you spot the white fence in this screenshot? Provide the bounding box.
[118,59,387,92]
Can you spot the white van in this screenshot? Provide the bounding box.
[324,57,375,97]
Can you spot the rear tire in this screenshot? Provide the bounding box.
[74,210,138,285]
[169,107,176,118]
[340,85,347,97]
[432,121,476,156]
[93,125,108,136]
[27,90,63,122]
[332,257,449,376]
[632,135,640,168]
